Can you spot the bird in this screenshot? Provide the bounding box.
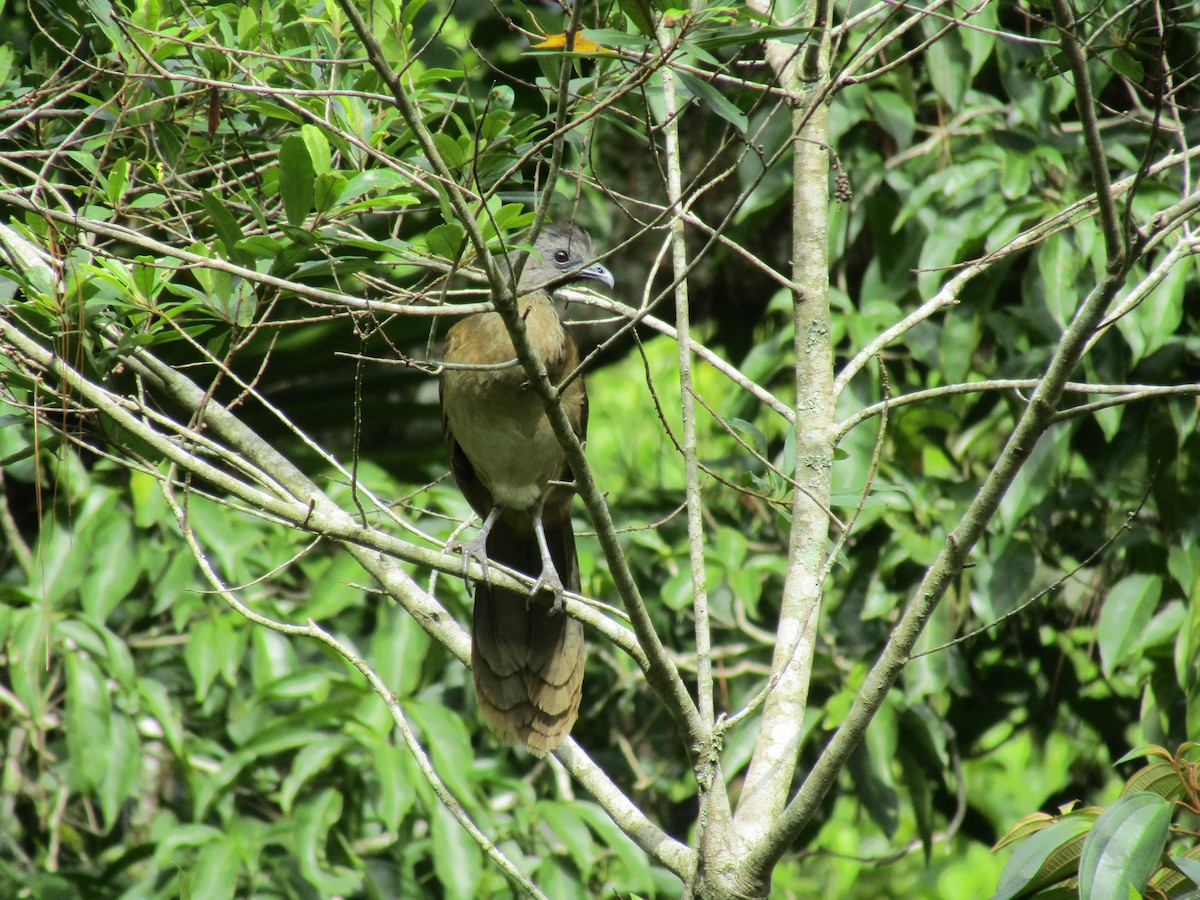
[440,223,613,755]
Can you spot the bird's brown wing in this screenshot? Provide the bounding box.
[440,377,495,521]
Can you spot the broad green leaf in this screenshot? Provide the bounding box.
[189,837,240,900]
[430,131,465,170]
[138,677,184,757]
[300,123,331,175]
[98,713,140,830]
[432,802,482,900]
[847,697,900,837]
[1078,792,1172,900]
[65,652,111,792]
[313,171,347,213]
[1171,856,1200,886]
[107,157,129,205]
[998,427,1070,532]
[678,71,748,134]
[279,134,315,226]
[249,627,298,689]
[866,91,915,151]
[280,736,353,813]
[925,28,968,110]
[28,524,86,608]
[185,615,226,700]
[294,792,360,897]
[79,511,138,622]
[201,192,246,260]
[1097,575,1162,678]
[992,816,1093,900]
[152,823,223,869]
[427,221,466,262]
[1121,759,1185,801]
[370,739,417,833]
[571,802,656,895]
[408,701,476,805]
[898,747,933,862]
[537,801,596,876]
[369,608,431,699]
[1039,233,1079,326]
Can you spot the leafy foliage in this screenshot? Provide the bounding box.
[993,745,1200,899]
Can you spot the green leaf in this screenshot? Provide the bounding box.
[1110,49,1144,83]
[138,677,184,757]
[370,608,431,699]
[65,652,112,792]
[1078,792,1172,900]
[430,131,465,170]
[1121,758,1185,801]
[107,157,129,205]
[409,701,476,805]
[678,71,748,134]
[432,802,482,900]
[152,823,223,869]
[1171,856,1200,886]
[300,123,331,175]
[98,714,140,830]
[279,134,315,227]
[370,739,417,833]
[280,737,353,813]
[190,838,240,900]
[580,28,653,48]
[79,510,138,622]
[1098,575,1162,678]
[866,91,915,151]
[847,698,900,837]
[202,192,246,261]
[571,802,656,894]
[128,191,166,208]
[615,0,657,35]
[313,171,347,214]
[427,222,466,262]
[538,800,596,875]
[185,615,228,700]
[28,524,86,608]
[292,790,360,896]
[1039,233,1079,326]
[925,27,968,109]
[998,427,1070,531]
[992,816,1093,899]
[898,747,934,863]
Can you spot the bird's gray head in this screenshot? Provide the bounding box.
[513,224,614,293]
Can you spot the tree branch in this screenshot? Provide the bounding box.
[732,0,835,862]
[741,3,1136,877]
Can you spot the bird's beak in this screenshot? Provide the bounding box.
[577,262,614,289]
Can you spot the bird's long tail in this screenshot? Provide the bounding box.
[471,517,584,756]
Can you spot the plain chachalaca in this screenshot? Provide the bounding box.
[440,224,612,755]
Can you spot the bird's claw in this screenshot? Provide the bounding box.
[529,564,566,612]
[447,535,490,595]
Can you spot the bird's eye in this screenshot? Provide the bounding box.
[553,249,571,264]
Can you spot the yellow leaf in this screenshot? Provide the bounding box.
[528,32,611,54]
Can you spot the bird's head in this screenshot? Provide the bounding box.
[514,224,614,293]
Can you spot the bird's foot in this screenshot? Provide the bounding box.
[447,533,490,583]
[447,506,504,595]
[529,563,566,613]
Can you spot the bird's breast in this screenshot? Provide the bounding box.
[442,373,565,510]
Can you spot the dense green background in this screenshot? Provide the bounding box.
[1,0,1198,896]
